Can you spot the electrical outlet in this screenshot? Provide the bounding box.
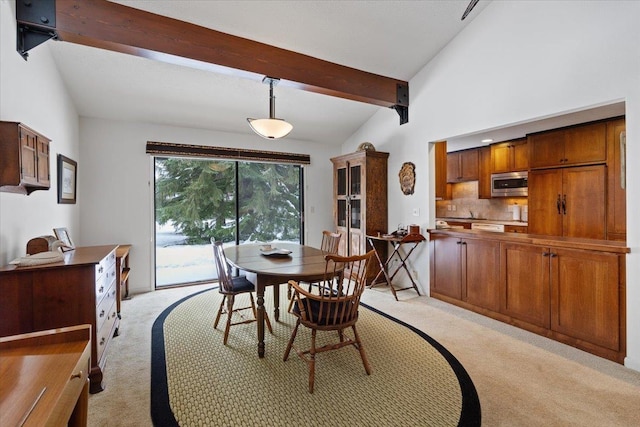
[447,205,452,211]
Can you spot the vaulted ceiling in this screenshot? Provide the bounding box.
[42,1,490,144]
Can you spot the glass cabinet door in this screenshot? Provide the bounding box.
[337,167,347,196]
[350,199,361,229]
[350,165,361,196]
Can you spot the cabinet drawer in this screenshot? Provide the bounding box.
[96,281,117,333]
[96,299,117,364]
[52,341,91,425]
[94,250,117,280]
[95,262,116,304]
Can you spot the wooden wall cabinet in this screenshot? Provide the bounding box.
[528,122,606,169]
[0,246,120,394]
[447,148,479,183]
[0,121,51,194]
[606,118,626,241]
[331,150,388,280]
[429,229,627,363]
[491,138,528,173]
[434,141,450,200]
[478,146,492,199]
[528,165,606,239]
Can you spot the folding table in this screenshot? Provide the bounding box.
[366,233,425,300]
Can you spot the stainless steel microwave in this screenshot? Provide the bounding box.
[491,171,528,197]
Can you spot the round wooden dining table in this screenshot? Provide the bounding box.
[224,243,330,358]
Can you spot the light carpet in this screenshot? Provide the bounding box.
[150,286,480,426]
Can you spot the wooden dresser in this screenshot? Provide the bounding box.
[0,245,119,393]
[0,325,91,426]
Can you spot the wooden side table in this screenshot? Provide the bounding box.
[115,245,132,327]
[366,233,425,300]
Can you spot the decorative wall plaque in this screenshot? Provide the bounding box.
[399,162,416,195]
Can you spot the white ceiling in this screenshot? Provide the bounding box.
[45,0,490,145]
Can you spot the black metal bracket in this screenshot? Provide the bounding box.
[393,83,409,125]
[16,0,58,60]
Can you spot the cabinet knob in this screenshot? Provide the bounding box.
[70,371,83,380]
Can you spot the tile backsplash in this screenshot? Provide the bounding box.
[436,181,528,222]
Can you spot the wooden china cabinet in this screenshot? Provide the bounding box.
[331,150,388,280]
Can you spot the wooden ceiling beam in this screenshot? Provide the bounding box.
[16,0,409,123]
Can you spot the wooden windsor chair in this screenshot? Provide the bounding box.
[211,240,273,345]
[284,250,374,393]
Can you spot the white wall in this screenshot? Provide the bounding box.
[78,118,338,295]
[0,1,80,265]
[344,0,640,370]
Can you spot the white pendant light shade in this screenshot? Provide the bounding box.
[247,77,293,139]
[247,118,293,139]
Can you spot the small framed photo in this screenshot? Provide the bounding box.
[57,154,77,204]
[53,227,75,251]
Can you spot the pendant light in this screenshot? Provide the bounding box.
[247,77,293,139]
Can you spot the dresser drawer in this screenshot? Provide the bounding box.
[94,249,117,281]
[96,281,117,333]
[95,262,116,304]
[51,341,91,425]
[96,299,117,364]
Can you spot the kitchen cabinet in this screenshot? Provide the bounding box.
[430,233,500,311]
[428,229,627,363]
[0,121,51,194]
[500,242,550,328]
[528,165,606,239]
[491,138,528,173]
[331,150,388,281]
[434,141,450,200]
[478,146,492,199]
[447,148,479,183]
[550,247,621,352]
[606,118,626,241]
[529,122,606,169]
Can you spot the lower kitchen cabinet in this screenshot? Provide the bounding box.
[500,242,550,328]
[429,230,627,363]
[430,234,500,312]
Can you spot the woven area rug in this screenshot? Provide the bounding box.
[150,286,480,426]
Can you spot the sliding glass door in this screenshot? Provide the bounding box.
[154,157,302,287]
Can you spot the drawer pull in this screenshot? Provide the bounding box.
[99,309,105,318]
[70,371,83,380]
[100,337,106,346]
[98,286,104,294]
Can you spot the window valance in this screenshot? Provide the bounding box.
[146,141,310,165]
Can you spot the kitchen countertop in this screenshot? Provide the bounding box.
[437,217,528,227]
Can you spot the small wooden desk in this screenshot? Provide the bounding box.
[367,233,425,300]
[0,325,91,426]
[224,243,330,358]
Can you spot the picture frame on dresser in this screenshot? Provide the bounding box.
[53,227,75,251]
[57,154,77,204]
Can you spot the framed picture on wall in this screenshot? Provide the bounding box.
[57,154,77,204]
[53,227,75,251]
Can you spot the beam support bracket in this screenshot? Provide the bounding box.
[16,0,58,60]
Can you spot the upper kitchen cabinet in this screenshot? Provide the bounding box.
[607,118,626,241]
[528,165,606,239]
[491,138,528,173]
[478,146,492,199]
[529,122,606,169]
[434,141,450,200]
[447,148,479,183]
[0,122,51,194]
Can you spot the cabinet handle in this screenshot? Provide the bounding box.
[542,252,549,257]
[98,266,104,274]
[70,371,83,380]
[98,286,104,294]
[99,309,105,318]
[562,194,567,215]
[100,337,106,346]
[556,195,561,214]
[550,253,558,258]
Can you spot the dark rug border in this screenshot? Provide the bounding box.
[150,289,481,427]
